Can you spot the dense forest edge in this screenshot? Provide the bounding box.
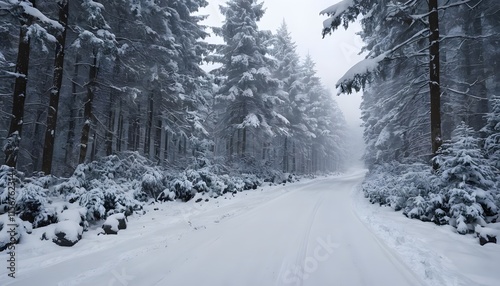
[0,0,348,249]
[323,0,500,243]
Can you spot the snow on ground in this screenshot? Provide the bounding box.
[0,170,499,285]
[352,179,500,286]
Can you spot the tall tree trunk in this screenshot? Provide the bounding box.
[79,53,98,164]
[155,119,162,161]
[228,133,234,158]
[5,0,35,167]
[429,0,442,165]
[105,105,114,156]
[144,92,154,157]
[242,127,247,157]
[116,101,123,152]
[65,53,81,166]
[469,5,488,130]
[90,131,97,162]
[164,130,169,161]
[42,0,69,174]
[283,136,288,172]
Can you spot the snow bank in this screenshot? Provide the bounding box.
[353,185,500,286]
[54,220,83,243]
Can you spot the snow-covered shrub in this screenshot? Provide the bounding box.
[52,220,83,247]
[241,174,261,190]
[0,166,22,209]
[364,123,499,235]
[0,166,56,228]
[77,187,106,221]
[221,175,245,193]
[141,170,165,199]
[363,162,450,224]
[0,214,30,251]
[16,183,57,228]
[68,178,142,221]
[53,164,88,196]
[53,153,150,220]
[168,174,195,201]
[433,122,497,233]
[102,213,127,235]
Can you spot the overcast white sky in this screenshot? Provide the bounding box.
[201,0,366,162]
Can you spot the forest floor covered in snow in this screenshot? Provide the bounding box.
[0,170,499,286]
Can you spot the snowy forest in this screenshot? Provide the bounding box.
[322,0,500,236]
[0,0,348,249]
[0,0,499,284]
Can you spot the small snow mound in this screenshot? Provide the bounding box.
[102,213,127,234]
[53,220,83,247]
[475,225,498,246]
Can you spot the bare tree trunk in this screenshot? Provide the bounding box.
[283,137,288,172]
[116,101,124,152]
[65,53,81,166]
[105,105,114,156]
[5,0,35,167]
[79,53,98,164]
[90,131,97,162]
[242,127,247,157]
[42,0,69,174]
[429,0,442,166]
[469,6,488,130]
[144,92,153,157]
[155,119,162,161]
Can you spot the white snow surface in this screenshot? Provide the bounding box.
[54,221,83,242]
[1,170,499,285]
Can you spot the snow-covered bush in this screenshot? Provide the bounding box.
[362,162,432,211]
[16,183,57,228]
[53,164,88,196]
[67,177,142,221]
[433,122,497,233]
[365,123,499,235]
[168,173,195,201]
[0,214,30,251]
[0,165,22,208]
[141,170,166,199]
[0,166,56,228]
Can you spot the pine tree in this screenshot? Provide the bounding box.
[213,0,286,159]
[75,0,116,164]
[41,0,69,174]
[270,21,303,172]
[433,122,496,234]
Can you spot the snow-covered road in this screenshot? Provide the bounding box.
[2,171,428,286]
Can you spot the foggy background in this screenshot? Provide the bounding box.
[202,0,366,167]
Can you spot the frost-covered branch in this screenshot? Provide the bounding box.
[320,0,361,36]
[336,28,428,94]
[336,52,387,94]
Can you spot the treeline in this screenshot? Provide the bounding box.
[0,0,347,177]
